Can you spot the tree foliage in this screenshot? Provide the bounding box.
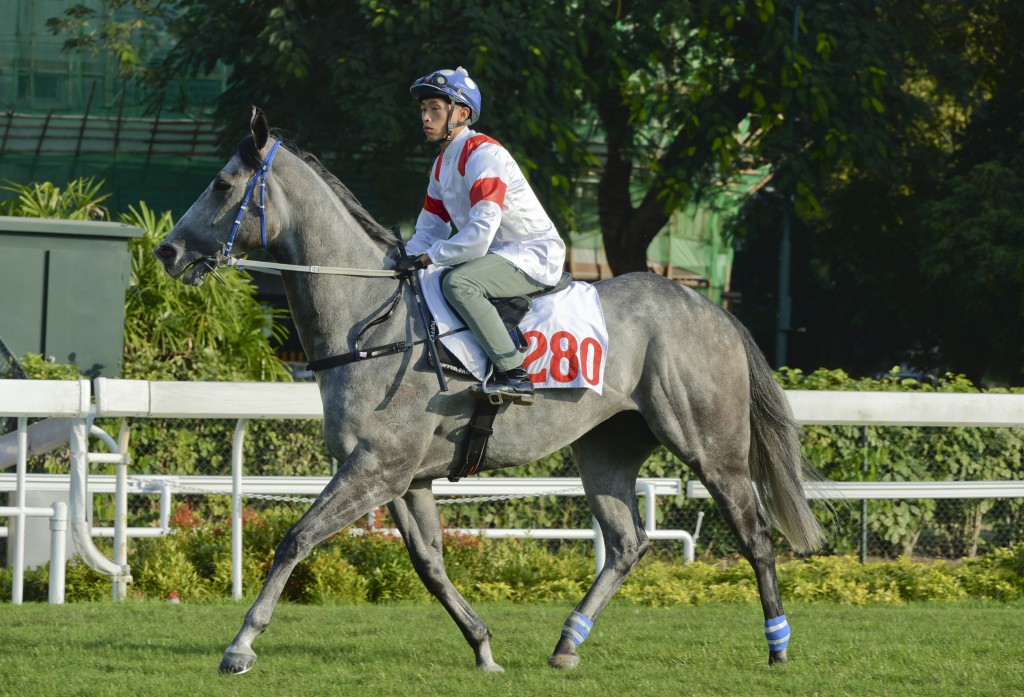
[50,2,960,266]
[0,177,111,220]
[119,202,291,381]
[45,0,1024,382]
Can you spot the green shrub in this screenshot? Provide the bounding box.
[18,353,82,380]
[301,546,369,604]
[953,545,1024,600]
[132,535,208,601]
[5,529,1024,606]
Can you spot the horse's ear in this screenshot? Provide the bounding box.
[250,106,270,151]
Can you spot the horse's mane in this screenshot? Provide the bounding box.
[237,134,396,249]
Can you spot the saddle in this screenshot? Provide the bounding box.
[431,271,573,376]
[435,270,572,482]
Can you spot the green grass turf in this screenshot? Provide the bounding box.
[0,600,1021,696]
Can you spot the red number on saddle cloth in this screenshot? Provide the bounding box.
[549,331,579,382]
[580,337,602,385]
[523,330,603,387]
[523,330,548,382]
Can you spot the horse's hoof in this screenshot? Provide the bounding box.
[768,649,789,666]
[219,648,257,675]
[548,653,580,670]
[477,661,505,673]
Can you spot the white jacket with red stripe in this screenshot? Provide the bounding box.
[406,128,566,287]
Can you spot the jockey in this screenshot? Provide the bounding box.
[398,67,567,401]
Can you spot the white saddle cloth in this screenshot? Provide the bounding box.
[418,266,608,394]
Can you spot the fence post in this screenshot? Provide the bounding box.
[12,417,27,604]
[232,418,249,600]
[48,501,67,604]
[592,517,604,574]
[860,426,868,564]
[113,420,131,600]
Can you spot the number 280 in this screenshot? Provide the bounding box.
[523,330,603,385]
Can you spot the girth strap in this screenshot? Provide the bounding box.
[305,340,415,372]
[449,399,501,482]
[305,326,469,372]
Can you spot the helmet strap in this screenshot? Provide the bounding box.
[443,101,473,142]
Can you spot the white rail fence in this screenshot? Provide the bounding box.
[2,379,1024,604]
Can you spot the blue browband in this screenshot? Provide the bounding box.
[225,140,282,257]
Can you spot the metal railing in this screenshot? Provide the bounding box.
[1,378,1023,603]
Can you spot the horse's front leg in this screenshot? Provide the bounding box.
[387,480,504,672]
[219,449,399,675]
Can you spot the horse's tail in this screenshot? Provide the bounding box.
[730,316,827,553]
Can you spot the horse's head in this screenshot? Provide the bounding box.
[155,107,279,286]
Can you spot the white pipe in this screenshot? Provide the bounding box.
[592,517,605,574]
[637,481,657,533]
[158,481,172,530]
[0,504,60,603]
[13,417,27,604]
[0,506,56,515]
[91,527,168,538]
[49,501,67,604]
[86,453,126,464]
[0,417,73,470]
[231,418,248,600]
[112,420,131,600]
[87,423,120,455]
[69,419,129,598]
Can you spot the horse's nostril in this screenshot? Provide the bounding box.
[155,245,175,259]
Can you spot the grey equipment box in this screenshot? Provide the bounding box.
[0,216,143,377]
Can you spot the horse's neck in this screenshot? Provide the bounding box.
[271,181,400,362]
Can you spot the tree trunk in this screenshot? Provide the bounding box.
[595,83,673,276]
[966,502,987,558]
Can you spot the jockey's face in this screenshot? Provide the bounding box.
[420,98,470,145]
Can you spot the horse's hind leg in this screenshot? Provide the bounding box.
[549,412,658,670]
[640,346,791,665]
[669,430,790,665]
[697,458,789,664]
[387,480,504,672]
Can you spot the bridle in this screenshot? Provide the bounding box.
[203,138,453,388]
[202,140,398,281]
[225,140,281,257]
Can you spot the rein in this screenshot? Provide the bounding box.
[224,256,398,278]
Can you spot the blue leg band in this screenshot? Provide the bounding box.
[765,615,790,651]
[561,611,594,647]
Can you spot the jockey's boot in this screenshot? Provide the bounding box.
[491,367,535,402]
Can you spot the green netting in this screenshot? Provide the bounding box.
[0,1,224,118]
[0,151,220,216]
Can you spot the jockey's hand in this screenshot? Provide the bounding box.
[395,254,429,276]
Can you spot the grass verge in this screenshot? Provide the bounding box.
[1,600,1022,696]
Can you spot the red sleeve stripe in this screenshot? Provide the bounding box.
[458,134,502,176]
[469,177,507,207]
[423,195,451,223]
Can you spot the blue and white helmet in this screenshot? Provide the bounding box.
[410,66,481,125]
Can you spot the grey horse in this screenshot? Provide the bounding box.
[155,108,825,675]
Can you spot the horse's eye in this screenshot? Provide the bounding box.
[213,177,232,192]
